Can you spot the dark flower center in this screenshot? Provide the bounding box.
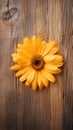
[31,55,45,70]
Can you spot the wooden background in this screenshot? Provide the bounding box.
[0,0,73,130]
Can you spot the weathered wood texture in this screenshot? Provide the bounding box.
[0,0,73,130]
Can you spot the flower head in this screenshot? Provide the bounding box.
[10,36,63,90]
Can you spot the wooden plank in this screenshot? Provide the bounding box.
[0,0,18,130]
[0,0,73,130]
[62,0,73,130]
[16,0,51,130]
[48,0,63,130]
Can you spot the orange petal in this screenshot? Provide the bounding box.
[42,68,56,83]
[32,71,37,90]
[15,66,31,77]
[42,40,57,56]
[45,64,62,74]
[37,72,44,89]
[38,71,49,87]
[49,47,59,54]
[10,64,21,71]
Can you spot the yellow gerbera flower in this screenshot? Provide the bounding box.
[10,36,63,90]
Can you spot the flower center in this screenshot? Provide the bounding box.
[31,55,45,70]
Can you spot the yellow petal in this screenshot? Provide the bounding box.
[13,56,31,67]
[12,53,21,62]
[17,40,34,56]
[36,36,42,46]
[15,69,23,77]
[54,55,63,61]
[19,67,32,82]
[27,69,35,82]
[37,72,44,89]
[48,61,63,67]
[16,49,31,58]
[44,55,56,62]
[12,53,19,58]
[25,80,31,87]
[36,37,42,54]
[17,43,26,49]
[25,69,35,88]
[17,44,34,57]
[42,40,57,56]
[32,71,37,90]
[38,71,49,87]
[56,62,64,67]
[45,64,61,74]
[19,74,27,82]
[17,43,22,48]
[45,64,59,70]
[45,55,63,63]
[31,35,37,54]
[31,35,37,43]
[23,37,30,45]
[39,41,47,55]
[17,44,25,49]
[42,68,56,83]
[10,64,21,71]
[15,66,31,77]
[49,47,59,54]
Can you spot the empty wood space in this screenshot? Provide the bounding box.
[0,0,73,130]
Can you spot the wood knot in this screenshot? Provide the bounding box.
[2,8,18,20]
[0,7,19,26]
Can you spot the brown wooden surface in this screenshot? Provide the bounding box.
[0,0,73,130]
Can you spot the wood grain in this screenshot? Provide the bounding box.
[0,0,73,130]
